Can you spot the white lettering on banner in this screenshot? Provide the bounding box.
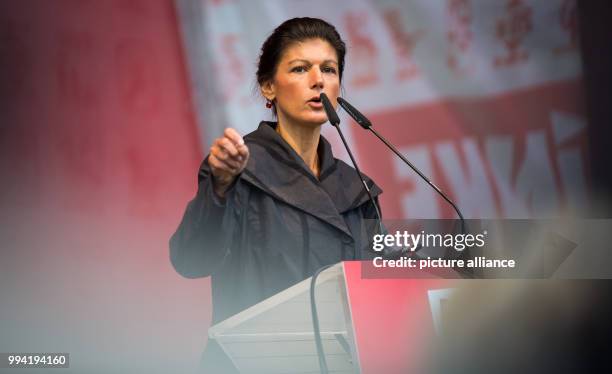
[435,138,497,218]
[515,130,559,215]
[485,136,530,217]
[395,117,586,218]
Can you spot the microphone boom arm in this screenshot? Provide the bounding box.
[336,97,466,234]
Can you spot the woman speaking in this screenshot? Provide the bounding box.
[170,17,383,372]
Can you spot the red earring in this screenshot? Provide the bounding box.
[266,100,273,108]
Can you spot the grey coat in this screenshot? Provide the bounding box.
[170,121,384,323]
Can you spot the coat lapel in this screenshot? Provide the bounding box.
[240,122,382,238]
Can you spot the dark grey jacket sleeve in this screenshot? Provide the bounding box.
[169,157,239,278]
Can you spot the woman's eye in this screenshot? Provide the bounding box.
[322,67,337,74]
[291,66,307,73]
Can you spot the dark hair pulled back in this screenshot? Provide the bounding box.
[256,17,346,87]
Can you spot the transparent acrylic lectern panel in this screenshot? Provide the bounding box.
[208,262,360,374]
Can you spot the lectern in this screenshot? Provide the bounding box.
[208,262,360,373]
[208,261,456,373]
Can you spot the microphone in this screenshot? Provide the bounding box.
[336,96,467,235]
[319,92,340,125]
[336,97,371,129]
[319,93,383,237]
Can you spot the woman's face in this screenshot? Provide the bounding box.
[262,38,340,128]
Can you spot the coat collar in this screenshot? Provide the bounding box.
[241,121,382,237]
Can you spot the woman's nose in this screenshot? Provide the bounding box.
[309,67,324,89]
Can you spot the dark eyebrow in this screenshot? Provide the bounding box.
[287,59,311,65]
[287,59,338,65]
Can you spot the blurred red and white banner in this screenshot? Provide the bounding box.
[176,0,585,218]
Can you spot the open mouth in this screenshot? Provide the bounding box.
[307,96,323,108]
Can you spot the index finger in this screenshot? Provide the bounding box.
[224,128,245,147]
[236,142,249,159]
